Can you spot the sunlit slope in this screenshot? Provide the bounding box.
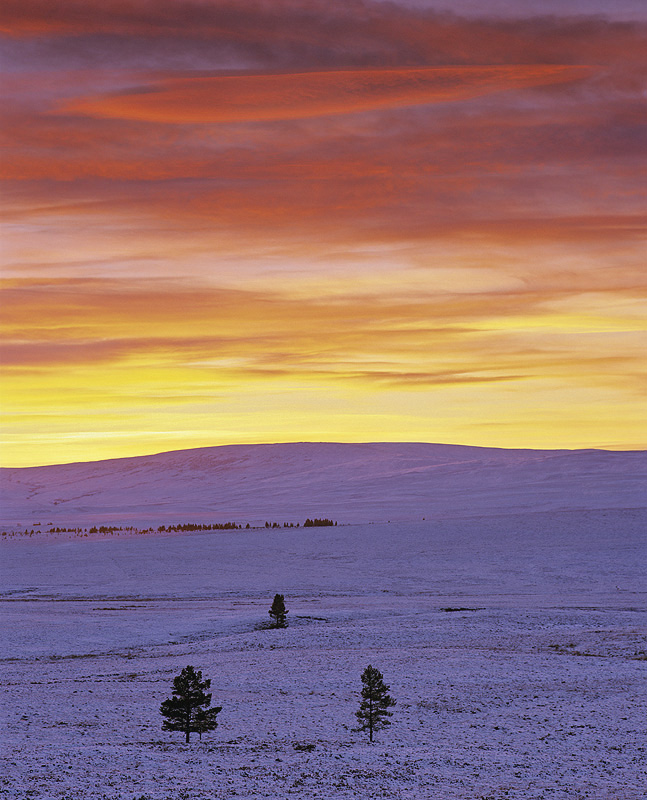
[1,442,645,527]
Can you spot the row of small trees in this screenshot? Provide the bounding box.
[161,664,395,744]
[5,519,340,538]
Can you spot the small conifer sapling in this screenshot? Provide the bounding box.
[160,665,221,743]
[355,664,396,742]
[269,593,289,627]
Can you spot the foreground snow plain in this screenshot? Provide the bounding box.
[1,508,645,800]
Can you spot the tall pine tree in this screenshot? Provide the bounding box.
[160,665,221,743]
[355,664,396,742]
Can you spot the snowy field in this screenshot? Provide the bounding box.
[1,509,645,799]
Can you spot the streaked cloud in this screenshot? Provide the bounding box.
[64,65,592,123]
[1,1,646,465]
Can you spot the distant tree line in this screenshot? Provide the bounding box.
[157,522,241,532]
[89,525,122,534]
[48,526,87,534]
[2,517,340,539]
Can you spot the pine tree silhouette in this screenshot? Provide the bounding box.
[160,665,221,743]
[269,593,289,628]
[355,665,396,742]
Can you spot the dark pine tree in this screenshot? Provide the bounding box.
[355,664,396,742]
[269,593,289,628]
[160,665,222,743]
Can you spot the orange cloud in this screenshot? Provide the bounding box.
[63,66,593,123]
[2,275,643,366]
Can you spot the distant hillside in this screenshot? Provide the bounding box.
[1,442,645,528]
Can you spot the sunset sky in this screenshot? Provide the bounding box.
[1,0,646,466]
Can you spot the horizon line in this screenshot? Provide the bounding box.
[3,439,645,471]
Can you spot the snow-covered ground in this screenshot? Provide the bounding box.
[2,442,646,528]
[1,508,645,799]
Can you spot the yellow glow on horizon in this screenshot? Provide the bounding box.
[2,261,646,467]
[2,20,647,467]
[2,344,646,466]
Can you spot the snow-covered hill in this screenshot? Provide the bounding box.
[1,442,645,528]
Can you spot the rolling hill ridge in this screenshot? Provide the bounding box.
[1,442,645,528]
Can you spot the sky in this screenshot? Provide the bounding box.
[1,1,646,466]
